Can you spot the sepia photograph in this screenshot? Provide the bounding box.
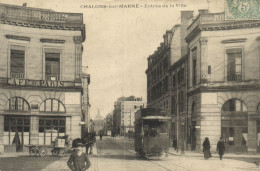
[0,0,260,170]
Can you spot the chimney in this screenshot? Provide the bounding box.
[198,9,209,15]
[181,11,194,23]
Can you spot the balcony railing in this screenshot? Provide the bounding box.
[11,73,24,79]
[227,74,242,81]
[0,3,83,25]
[46,74,60,81]
[188,13,225,35]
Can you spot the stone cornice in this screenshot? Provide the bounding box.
[0,3,86,41]
[40,38,65,43]
[186,21,260,43]
[6,34,30,41]
[221,38,247,44]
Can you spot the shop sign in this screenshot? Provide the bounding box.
[7,78,76,88]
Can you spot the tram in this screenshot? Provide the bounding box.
[134,108,171,159]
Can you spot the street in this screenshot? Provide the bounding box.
[0,136,259,171]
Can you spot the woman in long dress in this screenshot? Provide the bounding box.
[202,137,212,159]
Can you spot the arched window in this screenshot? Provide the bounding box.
[40,99,65,112]
[7,97,30,111]
[191,102,196,118]
[222,99,247,112]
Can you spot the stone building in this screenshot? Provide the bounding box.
[0,3,89,153]
[146,11,193,148]
[185,10,260,153]
[113,96,145,135]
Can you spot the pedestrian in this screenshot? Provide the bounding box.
[99,131,103,141]
[173,137,177,150]
[84,134,92,155]
[67,143,91,171]
[202,137,212,159]
[217,137,225,160]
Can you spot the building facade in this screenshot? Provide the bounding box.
[113,96,145,135]
[0,3,88,153]
[146,11,193,148]
[185,10,260,153]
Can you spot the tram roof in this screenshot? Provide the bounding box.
[141,116,171,120]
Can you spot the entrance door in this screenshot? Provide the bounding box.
[4,116,30,152]
[191,121,196,151]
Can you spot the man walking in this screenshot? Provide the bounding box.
[217,137,225,160]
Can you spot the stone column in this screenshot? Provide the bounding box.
[199,37,208,83]
[74,36,83,81]
[248,114,257,153]
[30,116,39,145]
[0,115,4,153]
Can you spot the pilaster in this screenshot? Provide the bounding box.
[30,116,39,145]
[74,36,83,81]
[199,37,208,82]
[0,115,4,153]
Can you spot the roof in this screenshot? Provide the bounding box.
[141,116,171,120]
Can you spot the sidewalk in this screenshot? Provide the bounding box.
[168,146,260,159]
[0,152,28,158]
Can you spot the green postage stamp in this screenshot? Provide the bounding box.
[225,0,260,20]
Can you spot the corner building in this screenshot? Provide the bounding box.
[0,3,88,153]
[186,10,260,153]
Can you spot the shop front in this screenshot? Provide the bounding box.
[221,99,248,153]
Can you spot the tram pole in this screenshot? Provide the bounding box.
[176,82,179,153]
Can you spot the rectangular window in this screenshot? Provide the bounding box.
[178,91,184,113]
[192,48,197,86]
[10,50,25,78]
[192,59,196,86]
[227,48,242,81]
[172,74,176,88]
[45,53,60,81]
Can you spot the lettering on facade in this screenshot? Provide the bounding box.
[7,78,78,88]
[31,104,39,110]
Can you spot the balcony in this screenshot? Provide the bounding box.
[11,73,24,79]
[45,74,60,81]
[227,74,242,81]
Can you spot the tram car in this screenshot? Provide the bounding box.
[134,108,171,159]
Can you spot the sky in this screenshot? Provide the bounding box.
[1,0,225,118]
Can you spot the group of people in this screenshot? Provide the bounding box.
[67,132,97,171]
[203,137,225,160]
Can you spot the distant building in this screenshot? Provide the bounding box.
[113,96,146,135]
[93,109,104,134]
[0,3,88,153]
[104,113,113,135]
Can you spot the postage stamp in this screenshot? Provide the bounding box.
[225,0,260,20]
